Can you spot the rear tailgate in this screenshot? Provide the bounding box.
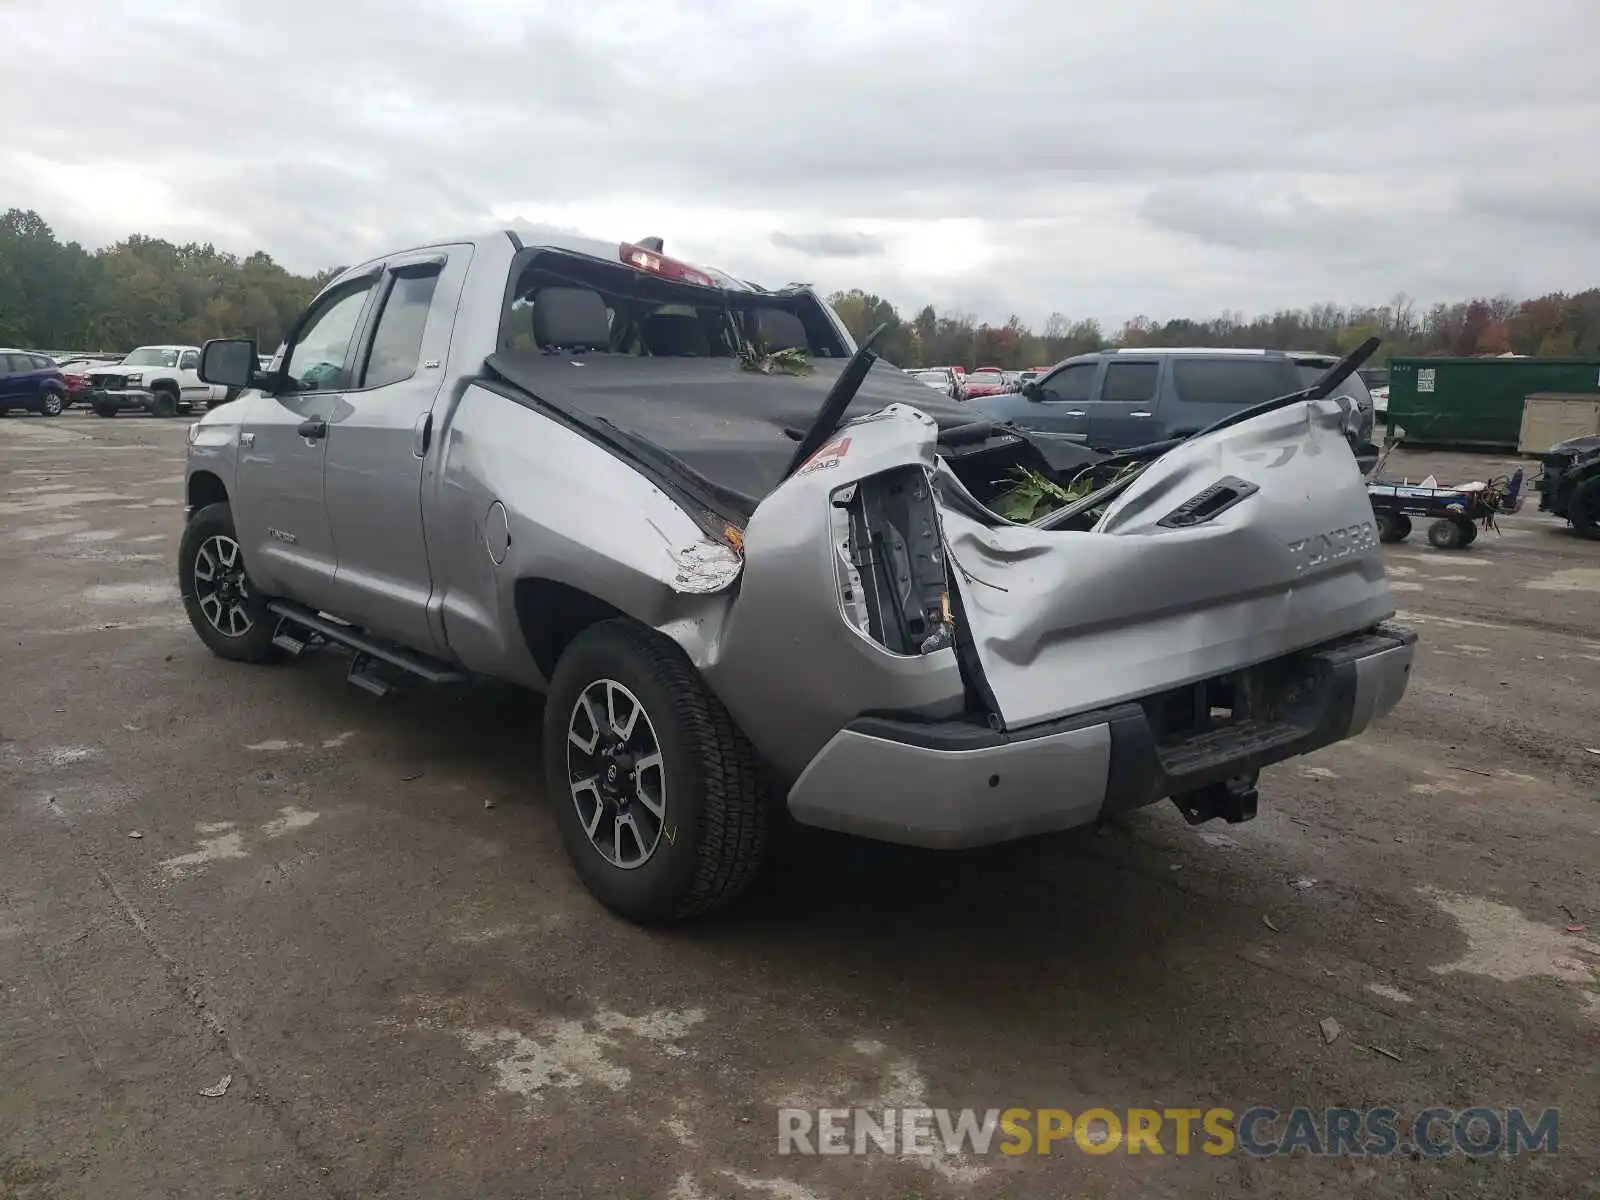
[937,396,1393,730]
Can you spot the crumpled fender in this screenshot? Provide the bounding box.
[701,405,966,784]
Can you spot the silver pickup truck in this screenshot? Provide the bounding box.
[181,230,1414,923]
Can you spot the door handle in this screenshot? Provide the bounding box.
[297,417,327,440]
[1130,411,1153,418]
[413,411,432,458]
[1062,410,1085,418]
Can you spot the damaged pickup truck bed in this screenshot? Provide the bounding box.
[181,229,1415,923]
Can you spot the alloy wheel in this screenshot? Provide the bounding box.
[566,679,667,870]
[192,534,254,637]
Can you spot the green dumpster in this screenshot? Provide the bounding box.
[1387,357,1600,450]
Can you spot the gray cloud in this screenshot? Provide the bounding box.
[769,231,886,258]
[5,0,1598,327]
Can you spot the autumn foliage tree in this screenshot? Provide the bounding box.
[4,207,1598,368]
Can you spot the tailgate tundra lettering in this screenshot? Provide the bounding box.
[1287,521,1376,573]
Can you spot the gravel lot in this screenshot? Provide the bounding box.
[3,412,1597,1199]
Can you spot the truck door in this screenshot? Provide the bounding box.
[0,354,22,408]
[233,275,381,610]
[176,348,211,408]
[321,245,472,656]
[1084,359,1161,450]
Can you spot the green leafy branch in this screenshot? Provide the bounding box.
[994,463,1144,523]
[738,340,814,376]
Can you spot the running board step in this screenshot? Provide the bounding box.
[266,601,467,685]
[347,652,393,697]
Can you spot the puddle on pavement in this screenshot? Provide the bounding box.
[1420,886,1600,989]
[1523,568,1600,594]
[160,822,249,877]
[83,581,177,606]
[14,522,90,541]
[0,491,135,515]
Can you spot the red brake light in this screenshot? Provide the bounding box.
[619,241,716,289]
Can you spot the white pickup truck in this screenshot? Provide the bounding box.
[86,345,235,417]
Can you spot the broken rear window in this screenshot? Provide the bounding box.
[498,250,850,363]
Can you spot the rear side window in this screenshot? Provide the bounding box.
[1102,361,1158,402]
[362,270,441,388]
[1296,362,1371,403]
[7,353,33,373]
[1172,358,1299,407]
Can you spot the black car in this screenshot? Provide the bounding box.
[0,350,68,416]
[1535,434,1600,539]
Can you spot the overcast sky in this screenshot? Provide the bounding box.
[7,0,1598,327]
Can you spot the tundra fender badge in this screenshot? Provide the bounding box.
[1286,521,1377,573]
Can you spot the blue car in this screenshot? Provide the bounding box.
[0,349,68,416]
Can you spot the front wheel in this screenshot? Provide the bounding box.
[92,403,116,418]
[543,619,772,924]
[151,389,179,418]
[1570,477,1600,541]
[1427,518,1467,550]
[178,503,283,664]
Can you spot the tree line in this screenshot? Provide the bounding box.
[0,209,334,354]
[829,287,1600,372]
[4,208,1598,367]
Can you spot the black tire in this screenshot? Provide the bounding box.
[1375,512,1411,543]
[151,388,179,418]
[178,503,283,664]
[92,403,116,418]
[1427,518,1466,550]
[543,618,771,924]
[1460,521,1479,546]
[1570,476,1600,541]
[39,390,64,417]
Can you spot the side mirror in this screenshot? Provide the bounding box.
[1020,381,1044,401]
[200,338,261,389]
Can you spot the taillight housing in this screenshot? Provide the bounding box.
[828,466,954,656]
[619,241,716,289]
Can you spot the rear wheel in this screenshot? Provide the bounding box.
[1375,512,1411,543]
[543,619,771,924]
[178,503,283,664]
[151,388,179,418]
[39,391,64,417]
[92,402,116,418]
[1460,521,1479,546]
[1427,518,1467,550]
[1570,476,1600,540]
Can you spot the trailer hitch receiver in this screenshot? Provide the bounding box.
[1172,772,1261,825]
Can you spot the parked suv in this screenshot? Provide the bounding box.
[969,348,1371,457]
[0,350,68,416]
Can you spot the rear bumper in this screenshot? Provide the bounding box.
[786,623,1417,849]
